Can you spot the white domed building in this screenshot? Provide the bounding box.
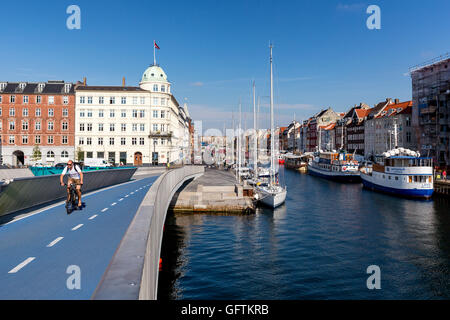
[74,64,192,166]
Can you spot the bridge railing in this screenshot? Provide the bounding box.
[92,165,204,300]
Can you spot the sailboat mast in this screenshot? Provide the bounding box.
[253,81,257,175]
[270,43,275,186]
[239,99,242,182]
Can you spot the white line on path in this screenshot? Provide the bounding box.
[8,257,36,274]
[101,208,109,212]
[125,195,129,198]
[71,224,84,231]
[47,237,64,247]
[130,192,134,195]
[118,198,124,201]
[89,215,98,220]
[111,202,117,206]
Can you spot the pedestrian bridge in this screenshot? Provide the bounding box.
[0,166,204,300]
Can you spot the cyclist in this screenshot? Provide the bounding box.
[60,160,84,208]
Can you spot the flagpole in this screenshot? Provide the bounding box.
[153,40,156,65]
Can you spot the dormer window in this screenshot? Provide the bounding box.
[0,83,6,92]
[19,83,26,90]
[38,83,45,93]
[64,83,71,93]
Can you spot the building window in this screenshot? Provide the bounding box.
[110,97,115,104]
[132,124,138,132]
[48,121,54,130]
[140,97,145,104]
[97,151,104,158]
[161,110,165,118]
[36,108,41,117]
[35,135,41,144]
[99,109,104,117]
[47,151,55,158]
[132,137,137,145]
[139,110,145,118]
[87,123,92,131]
[153,124,158,132]
[47,136,54,144]
[140,137,145,145]
[95,137,103,146]
[121,110,126,117]
[79,110,85,117]
[121,97,126,104]
[109,109,115,117]
[48,96,54,104]
[22,121,29,130]
[9,135,15,144]
[161,85,166,93]
[99,96,104,104]
[36,96,41,104]
[62,136,68,144]
[109,137,114,145]
[9,121,15,130]
[110,123,115,132]
[62,108,68,117]
[63,96,69,105]
[153,84,158,92]
[80,96,85,104]
[98,123,104,131]
[61,150,69,158]
[140,124,145,132]
[153,97,159,106]
[86,137,92,145]
[153,110,158,118]
[22,135,28,144]
[23,108,29,117]
[133,110,138,118]
[87,96,93,104]
[121,123,126,132]
[87,109,93,117]
[133,97,138,104]
[9,107,15,116]
[86,152,93,158]
[121,137,126,145]
[23,96,29,104]
[161,98,167,106]
[406,132,411,143]
[48,108,54,117]
[10,95,15,103]
[79,137,84,145]
[35,121,41,131]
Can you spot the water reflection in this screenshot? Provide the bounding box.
[158,168,450,300]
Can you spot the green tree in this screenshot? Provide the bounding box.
[31,145,42,162]
[76,147,84,162]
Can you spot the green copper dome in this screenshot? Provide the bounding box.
[141,65,168,83]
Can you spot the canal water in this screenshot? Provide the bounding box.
[158,167,450,299]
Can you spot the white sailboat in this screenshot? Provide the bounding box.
[257,43,287,208]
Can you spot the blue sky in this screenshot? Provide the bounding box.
[1,0,449,131]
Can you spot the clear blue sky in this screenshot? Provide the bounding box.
[1,0,449,131]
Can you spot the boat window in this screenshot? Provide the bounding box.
[409,176,413,183]
[428,176,432,183]
[414,176,418,182]
[395,176,398,180]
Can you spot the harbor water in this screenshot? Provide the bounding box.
[158,167,450,299]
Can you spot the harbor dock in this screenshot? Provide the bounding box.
[169,167,255,214]
[434,180,450,198]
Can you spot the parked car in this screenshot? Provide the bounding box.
[54,163,66,168]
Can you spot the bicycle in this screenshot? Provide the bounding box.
[64,183,79,214]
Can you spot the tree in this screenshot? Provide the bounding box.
[76,147,84,162]
[31,145,42,162]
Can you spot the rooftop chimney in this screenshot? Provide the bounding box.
[394,98,400,104]
[122,77,126,87]
[83,77,87,86]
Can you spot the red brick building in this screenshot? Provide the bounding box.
[0,81,76,166]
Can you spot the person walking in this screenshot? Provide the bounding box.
[443,170,447,181]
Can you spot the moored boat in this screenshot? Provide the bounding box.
[307,150,361,182]
[360,148,433,199]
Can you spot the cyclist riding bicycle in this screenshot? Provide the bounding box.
[60,160,84,208]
